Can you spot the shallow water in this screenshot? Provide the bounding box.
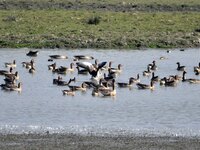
[0,48,200,137]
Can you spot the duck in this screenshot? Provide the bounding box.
[182,71,200,83]
[62,89,75,96]
[176,62,186,71]
[151,72,159,82]
[74,55,94,60]
[143,66,151,76]
[2,82,22,92]
[148,60,157,71]
[26,50,39,57]
[117,78,134,88]
[130,74,140,83]
[49,55,68,59]
[136,81,155,90]
[5,60,16,68]
[99,79,116,96]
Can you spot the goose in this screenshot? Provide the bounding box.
[109,64,122,74]
[163,77,177,87]
[49,55,68,59]
[54,77,73,86]
[0,67,13,75]
[92,88,99,96]
[176,62,186,71]
[117,78,134,88]
[148,60,157,71]
[151,72,159,82]
[143,66,151,76]
[53,76,62,84]
[26,50,39,57]
[194,62,200,72]
[62,89,75,96]
[182,71,200,83]
[136,81,155,90]
[48,62,56,70]
[2,82,22,92]
[52,66,68,74]
[29,65,36,74]
[74,55,94,60]
[5,71,19,80]
[194,70,199,75]
[130,74,140,83]
[76,66,88,75]
[99,79,116,96]
[68,82,87,92]
[4,76,16,85]
[60,63,75,72]
[5,60,16,68]
[22,59,34,69]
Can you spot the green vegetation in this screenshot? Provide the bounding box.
[0,0,200,49]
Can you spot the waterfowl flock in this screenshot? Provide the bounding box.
[0,50,200,97]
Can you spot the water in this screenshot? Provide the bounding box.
[0,48,200,137]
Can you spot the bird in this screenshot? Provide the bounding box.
[117,78,134,88]
[74,55,94,60]
[163,77,177,87]
[194,62,200,72]
[130,74,140,83]
[60,63,75,72]
[1,82,22,92]
[62,89,75,96]
[182,71,200,83]
[22,59,34,69]
[26,50,39,57]
[143,66,151,76]
[49,55,68,59]
[29,64,36,74]
[5,60,16,68]
[99,79,116,96]
[68,83,87,92]
[148,60,157,71]
[76,66,88,75]
[176,62,186,71]
[0,67,13,75]
[136,81,155,90]
[151,72,159,82]
[5,71,19,80]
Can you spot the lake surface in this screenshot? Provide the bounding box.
[0,48,200,137]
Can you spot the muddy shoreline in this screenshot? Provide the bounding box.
[0,133,200,149]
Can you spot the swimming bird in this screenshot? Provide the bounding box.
[29,64,36,74]
[143,66,151,76]
[151,72,159,82]
[130,74,140,83]
[62,89,75,96]
[68,82,87,92]
[22,59,34,69]
[117,78,134,88]
[182,71,200,83]
[194,70,199,75]
[163,77,177,87]
[26,50,39,57]
[76,66,88,75]
[0,67,13,75]
[1,82,22,92]
[5,60,16,68]
[148,60,157,71]
[99,79,116,96]
[60,63,75,72]
[48,62,56,70]
[176,62,186,71]
[136,81,155,90]
[194,62,200,72]
[74,55,94,60]
[109,64,122,74]
[5,71,19,80]
[49,55,68,59]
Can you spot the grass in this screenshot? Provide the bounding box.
[2,0,200,6]
[0,10,200,49]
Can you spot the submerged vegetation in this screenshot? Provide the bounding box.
[0,0,200,49]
